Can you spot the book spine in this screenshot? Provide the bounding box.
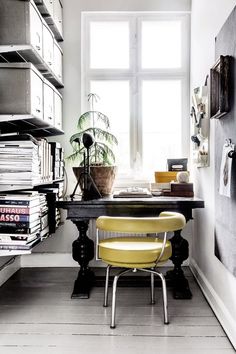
[0,238,40,250]
[0,221,39,228]
[0,200,32,206]
[0,227,36,234]
[0,207,31,214]
[0,214,37,222]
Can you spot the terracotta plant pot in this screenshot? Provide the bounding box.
[73,166,117,196]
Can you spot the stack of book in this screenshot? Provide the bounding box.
[35,180,64,233]
[49,142,64,181]
[0,134,41,187]
[0,134,62,189]
[37,138,53,183]
[38,193,49,239]
[0,191,49,251]
[113,187,152,198]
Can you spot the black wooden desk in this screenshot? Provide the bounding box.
[57,196,204,300]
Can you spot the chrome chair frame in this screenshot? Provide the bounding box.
[102,231,169,329]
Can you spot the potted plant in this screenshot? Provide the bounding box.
[67,93,118,196]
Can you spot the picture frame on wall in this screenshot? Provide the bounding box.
[210,55,230,119]
[191,82,209,167]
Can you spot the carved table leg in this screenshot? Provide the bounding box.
[166,229,192,299]
[71,220,95,299]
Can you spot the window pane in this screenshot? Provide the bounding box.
[142,80,182,171]
[90,22,129,69]
[90,81,130,172]
[141,21,181,69]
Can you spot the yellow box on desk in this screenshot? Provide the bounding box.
[155,171,178,183]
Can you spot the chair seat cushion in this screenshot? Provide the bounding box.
[99,237,172,268]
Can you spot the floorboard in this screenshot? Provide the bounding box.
[0,267,234,354]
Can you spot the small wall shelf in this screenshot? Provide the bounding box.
[0,115,64,137]
[0,45,63,88]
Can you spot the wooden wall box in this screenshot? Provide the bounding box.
[0,62,63,136]
[0,63,43,119]
[0,0,43,56]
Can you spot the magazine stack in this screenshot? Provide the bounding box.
[0,134,55,190]
[0,134,41,188]
[0,191,49,252]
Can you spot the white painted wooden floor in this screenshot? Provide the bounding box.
[0,267,234,354]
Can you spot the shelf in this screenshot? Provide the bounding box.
[0,0,64,258]
[46,20,63,42]
[0,182,59,193]
[0,249,33,256]
[0,114,64,137]
[0,45,63,88]
[0,236,47,256]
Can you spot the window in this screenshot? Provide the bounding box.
[82,13,190,181]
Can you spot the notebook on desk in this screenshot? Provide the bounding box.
[113,187,152,198]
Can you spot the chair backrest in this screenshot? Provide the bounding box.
[96,211,186,234]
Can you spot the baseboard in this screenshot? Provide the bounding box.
[0,256,20,287]
[20,253,78,267]
[20,252,189,268]
[190,259,236,350]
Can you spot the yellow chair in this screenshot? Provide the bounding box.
[96,211,186,328]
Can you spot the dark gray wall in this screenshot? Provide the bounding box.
[214,6,236,276]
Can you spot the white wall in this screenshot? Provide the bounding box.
[190,0,236,349]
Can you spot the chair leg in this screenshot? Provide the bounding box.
[104,265,111,307]
[110,268,131,329]
[140,268,169,325]
[150,272,155,304]
[158,272,169,324]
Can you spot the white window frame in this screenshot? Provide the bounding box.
[81,12,190,184]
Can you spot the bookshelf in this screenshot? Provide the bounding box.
[0,0,64,256]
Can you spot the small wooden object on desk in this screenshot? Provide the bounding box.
[163,183,194,197]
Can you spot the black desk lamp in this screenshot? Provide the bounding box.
[70,133,102,201]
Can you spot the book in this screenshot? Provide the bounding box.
[0,199,40,206]
[0,233,38,245]
[113,187,152,198]
[0,212,40,223]
[0,205,40,214]
[0,133,39,144]
[0,199,40,207]
[154,171,178,183]
[41,225,49,239]
[0,236,41,250]
[0,218,40,228]
[0,191,39,198]
[0,224,41,236]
